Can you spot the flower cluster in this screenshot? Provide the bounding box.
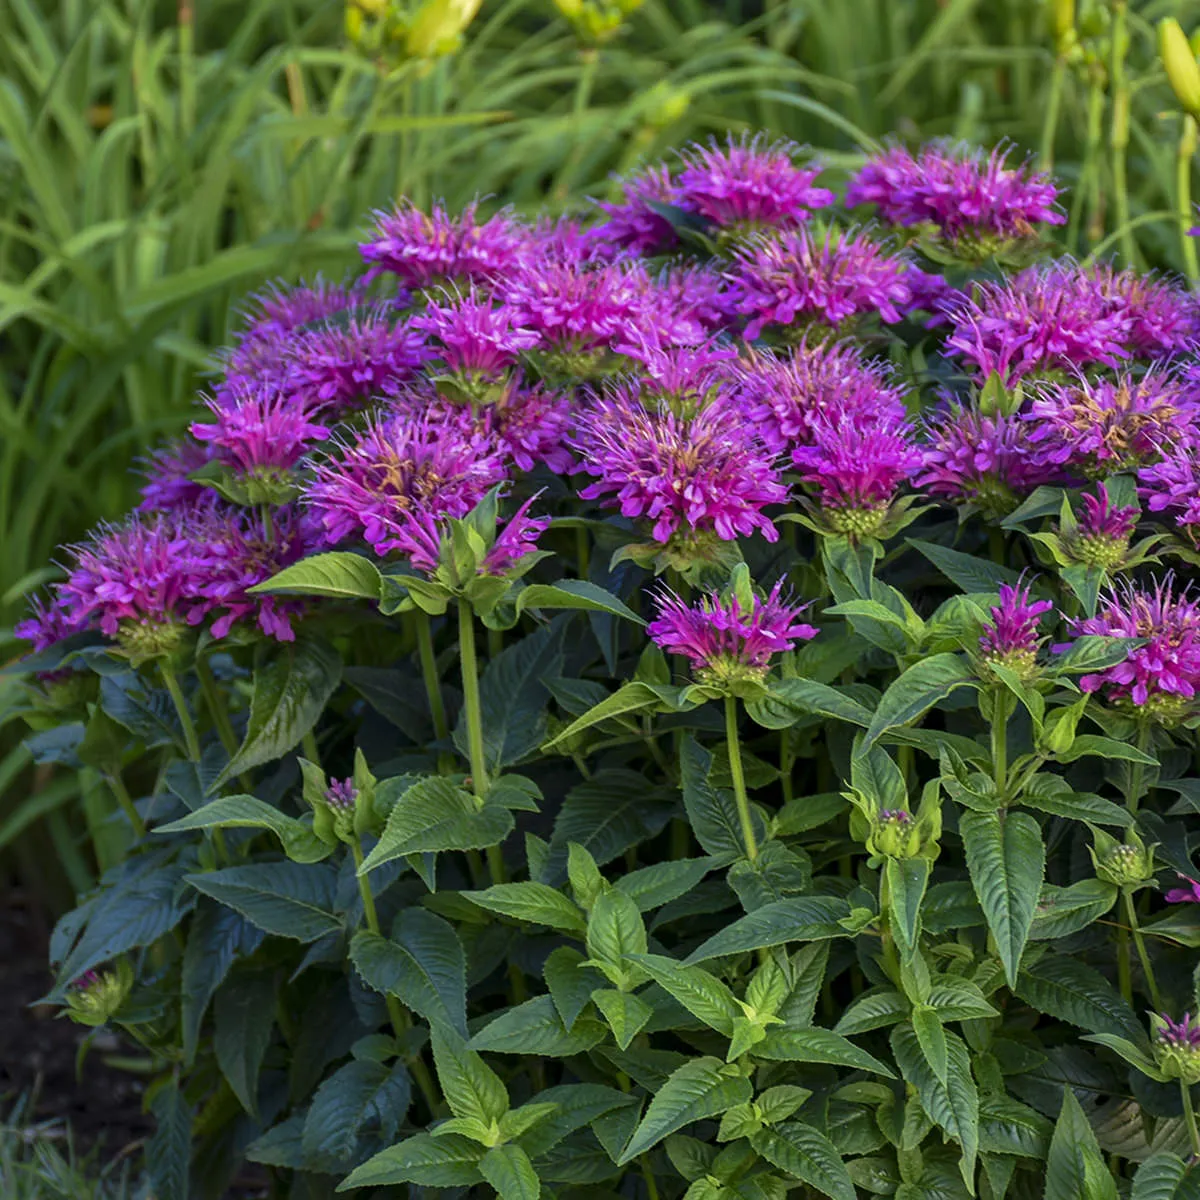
[978,580,1054,682]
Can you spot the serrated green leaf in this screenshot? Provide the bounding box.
[627,953,740,1036]
[303,1059,410,1166]
[157,794,331,863]
[471,994,607,1057]
[864,653,976,747]
[586,889,647,973]
[911,1005,948,1085]
[466,882,586,934]
[185,862,339,943]
[754,1027,895,1077]
[432,1026,509,1127]
[214,967,276,1117]
[360,776,514,870]
[513,580,644,625]
[615,858,716,912]
[833,988,909,1036]
[215,638,342,786]
[1131,1153,1200,1200]
[543,945,603,1030]
[349,909,467,1036]
[961,809,1045,988]
[617,1057,753,1164]
[1044,1088,1117,1200]
[593,988,654,1050]
[1016,956,1144,1042]
[337,1132,483,1189]
[885,857,929,964]
[543,681,662,748]
[750,1122,855,1200]
[480,1143,540,1200]
[685,897,851,963]
[909,538,1021,593]
[146,1081,192,1200]
[891,1022,978,1190]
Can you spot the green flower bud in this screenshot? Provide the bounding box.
[1094,841,1154,887]
[1159,19,1200,118]
[1151,1013,1200,1084]
[65,961,134,1027]
[405,0,483,58]
[870,809,922,859]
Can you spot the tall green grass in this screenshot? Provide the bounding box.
[2,0,1199,899]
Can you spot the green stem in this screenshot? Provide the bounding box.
[1040,58,1066,171]
[1117,920,1132,1007]
[1122,888,1163,1010]
[302,730,321,771]
[416,613,449,743]
[160,661,201,761]
[108,771,146,839]
[195,656,237,758]
[459,600,505,887]
[1178,116,1199,282]
[1181,1079,1200,1159]
[352,838,441,1116]
[877,863,900,984]
[725,696,758,862]
[1068,76,1105,252]
[1125,721,1150,814]
[780,729,794,804]
[1110,0,1135,265]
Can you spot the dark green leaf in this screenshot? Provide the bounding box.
[750,1122,855,1200]
[303,1059,410,1167]
[338,1132,483,1189]
[864,653,976,747]
[146,1081,192,1200]
[1016,956,1144,1042]
[754,1028,895,1077]
[431,1025,509,1127]
[685,897,850,963]
[1044,1088,1117,1200]
[908,538,1021,593]
[885,857,929,964]
[185,862,340,943]
[471,994,607,1057]
[480,1143,541,1200]
[465,882,585,934]
[214,967,276,1116]
[157,794,331,863]
[681,735,766,861]
[628,954,740,1036]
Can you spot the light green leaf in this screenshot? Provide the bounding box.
[249,551,383,601]
[480,1143,540,1200]
[465,882,586,935]
[614,858,716,912]
[513,580,644,625]
[885,857,929,964]
[542,682,663,749]
[961,809,1045,988]
[586,889,648,976]
[911,1005,948,1085]
[432,1026,509,1128]
[471,995,607,1057]
[593,988,654,1050]
[754,1028,895,1077]
[1131,1153,1200,1200]
[157,794,331,863]
[617,1057,754,1164]
[685,897,851,963]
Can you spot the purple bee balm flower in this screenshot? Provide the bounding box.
[1140,443,1200,532]
[58,515,204,647]
[1157,1013,1200,1047]
[502,259,702,365]
[190,385,330,475]
[286,309,427,416]
[978,580,1054,681]
[1074,576,1200,721]
[305,409,507,557]
[612,334,740,413]
[1025,369,1196,475]
[1090,266,1200,358]
[724,227,916,341]
[919,402,1061,517]
[1153,1013,1200,1082]
[940,263,1132,384]
[1078,489,1139,543]
[187,505,317,642]
[589,164,680,256]
[655,265,732,335]
[792,417,923,538]
[674,134,834,233]
[1165,874,1200,903]
[846,140,1064,241]
[647,582,818,687]
[411,290,539,381]
[14,592,89,653]
[738,339,908,456]
[137,438,218,514]
[571,390,787,547]
[359,200,529,290]
[324,779,358,810]
[235,276,374,346]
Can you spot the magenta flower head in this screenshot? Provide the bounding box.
[305,408,508,558]
[589,163,680,257]
[137,438,218,514]
[978,580,1055,682]
[919,402,1059,518]
[1025,369,1196,476]
[190,384,330,503]
[235,276,373,345]
[724,227,916,341]
[612,333,740,416]
[846,141,1064,256]
[791,417,923,542]
[15,592,88,655]
[1140,443,1200,536]
[1090,266,1200,359]
[286,309,427,416]
[738,339,908,456]
[570,389,786,567]
[187,505,317,642]
[58,515,205,662]
[1165,875,1200,903]
[940,263,1132,384]
[654,264,732,336]
[674,134,834,237]
[411,290,539,397]
[1065,488,1140,570]
[325,778,358,811]
[647,572,818,695]
[1151,1013,1200,1083]
[358,200,528,290]
[1075,576,1200,724]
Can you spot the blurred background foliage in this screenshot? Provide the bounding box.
[4,0,1200,905]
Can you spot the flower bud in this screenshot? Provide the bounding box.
[65,961,134,1027]
[1094,841,1154,887]
[870,809,921,859]
[1053,0,1075,41]
[1152,1013,1200,1084]
[405,0,483,59]
[1159,19,1200,118]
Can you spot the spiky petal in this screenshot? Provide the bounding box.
[978,581,1054,680]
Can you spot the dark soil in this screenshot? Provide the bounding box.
[0,886,152,1162]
